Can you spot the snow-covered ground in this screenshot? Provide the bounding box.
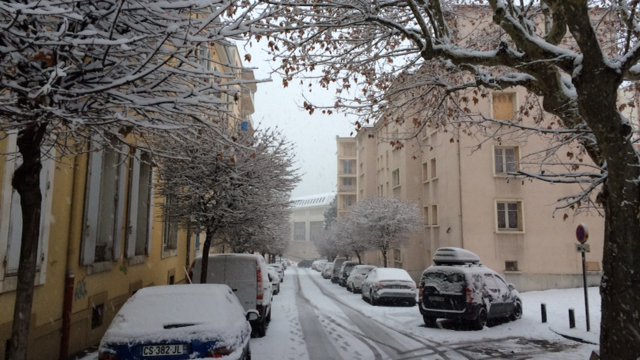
[77,265,600,360]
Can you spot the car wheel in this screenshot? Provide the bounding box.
[245,346,252,360]
[471,308,487,330]
[257,318,267,337]
[370,291,377,306]
[423,316,437,328]
[266,309,272,323]
[510,301,523,321]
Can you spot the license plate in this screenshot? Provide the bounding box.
[429,295,444,302]
[142,344,187,357]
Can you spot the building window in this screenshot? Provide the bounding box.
[82,143,127,265]
[309,221,324,243]
[163,194,179,254]
[91,303,105,329]
[127,151,153,259]
[294,222,306,241]
[422,162,429,182]
[494,146,519,175]
[430,158,437,179]
[492,92,516,121]
[431,205,439,226]
[505,261,519,272]
[1,136,55,280]
[392,169,400,188]
[496,201,523,232]
[393,248,402,268]
[342,159,355,175]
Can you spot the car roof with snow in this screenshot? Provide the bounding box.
[101,284,249,344]
[373,268,415,282]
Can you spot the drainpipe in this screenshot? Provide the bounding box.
[456,127,465,249]
[59,272,74,360]
[60,153,79,360]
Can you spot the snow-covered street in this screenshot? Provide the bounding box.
[252,265,600,360]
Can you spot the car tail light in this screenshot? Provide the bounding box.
[465,287,474,304]
[209,346,233,358]
[257,265,264,301]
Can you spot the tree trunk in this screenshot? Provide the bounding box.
[598,149,640,359]
[381,249,388,267]
[200,227,215,283]
[355,251,362,264]
[7,123,47,360]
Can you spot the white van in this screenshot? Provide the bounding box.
[190,253,273,337]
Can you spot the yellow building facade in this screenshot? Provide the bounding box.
[0,41,255,360]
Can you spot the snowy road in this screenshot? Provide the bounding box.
[252,266,599,360]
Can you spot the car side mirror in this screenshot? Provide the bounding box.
[246,310,260,321]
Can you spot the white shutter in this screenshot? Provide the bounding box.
[6,188,22,274]
[112,152,127,260]
[145,167,154,256]
[127,151,141,258]
[81,148,102,265]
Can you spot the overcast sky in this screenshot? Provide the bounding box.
[238,42,355,199]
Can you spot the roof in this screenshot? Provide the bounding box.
[290,192,336,209]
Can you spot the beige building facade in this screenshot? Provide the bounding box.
[287,193,335,261]
[349,87,604,292]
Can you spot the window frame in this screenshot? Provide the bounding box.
[391,168,400,188]
[162,193,179,258]
[493,145,520,176]
[126,150,154,264]
[495,199,525,233]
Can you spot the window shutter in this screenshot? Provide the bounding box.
[113,153,127,260]
[145,167,154,256]
[82,148,102,265]
[127,151,141,258]
[6,188,22,274]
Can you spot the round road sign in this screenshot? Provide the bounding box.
[576,224,589,244]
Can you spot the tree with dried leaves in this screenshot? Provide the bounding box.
[257,1,640,357]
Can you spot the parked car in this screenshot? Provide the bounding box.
[268,263,285,283]
[267,267,281,295]
[297,259,315,268]
[346,265,376,293]
[321,262,334,279]
[331,257,349,283]
[361,267,417,306]
[98,284,257,360]
[418,247,523,330]
[190,253,273,337]
[338,260,359,287]
[311,259,328,271]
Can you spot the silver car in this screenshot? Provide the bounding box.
[346,265,376,293]
[361,267,417,306]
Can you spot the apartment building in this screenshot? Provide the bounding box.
[351,87,605,291]
[287,193,335,261]
[0,42,255,359]
[336,137,357,218]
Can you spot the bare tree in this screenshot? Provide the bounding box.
[348,197,422,267]
[156,128,299,283]
[0,1,274,358]
[257,2,640,357]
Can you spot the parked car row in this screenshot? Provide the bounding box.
[311,247,523,330]
[312,257,417,307]
[99,253,283,360]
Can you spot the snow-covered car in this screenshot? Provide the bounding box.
[361,268,417,306]
[418,247,522,330]
[98,284,257,360]
[190,253,273,337]
[337,260,359,287]
[311,259,328,271]
[267,267,281,295]
[331,257,349,283]
[268,263,285,282]
[321,262,334,279]
[346,265,376,293]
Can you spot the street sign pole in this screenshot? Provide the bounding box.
[576,224,590,332]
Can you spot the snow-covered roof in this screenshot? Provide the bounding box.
[100,284,250,345]
[290,192,336,209]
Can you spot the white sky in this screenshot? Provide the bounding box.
[237,41,356,198]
